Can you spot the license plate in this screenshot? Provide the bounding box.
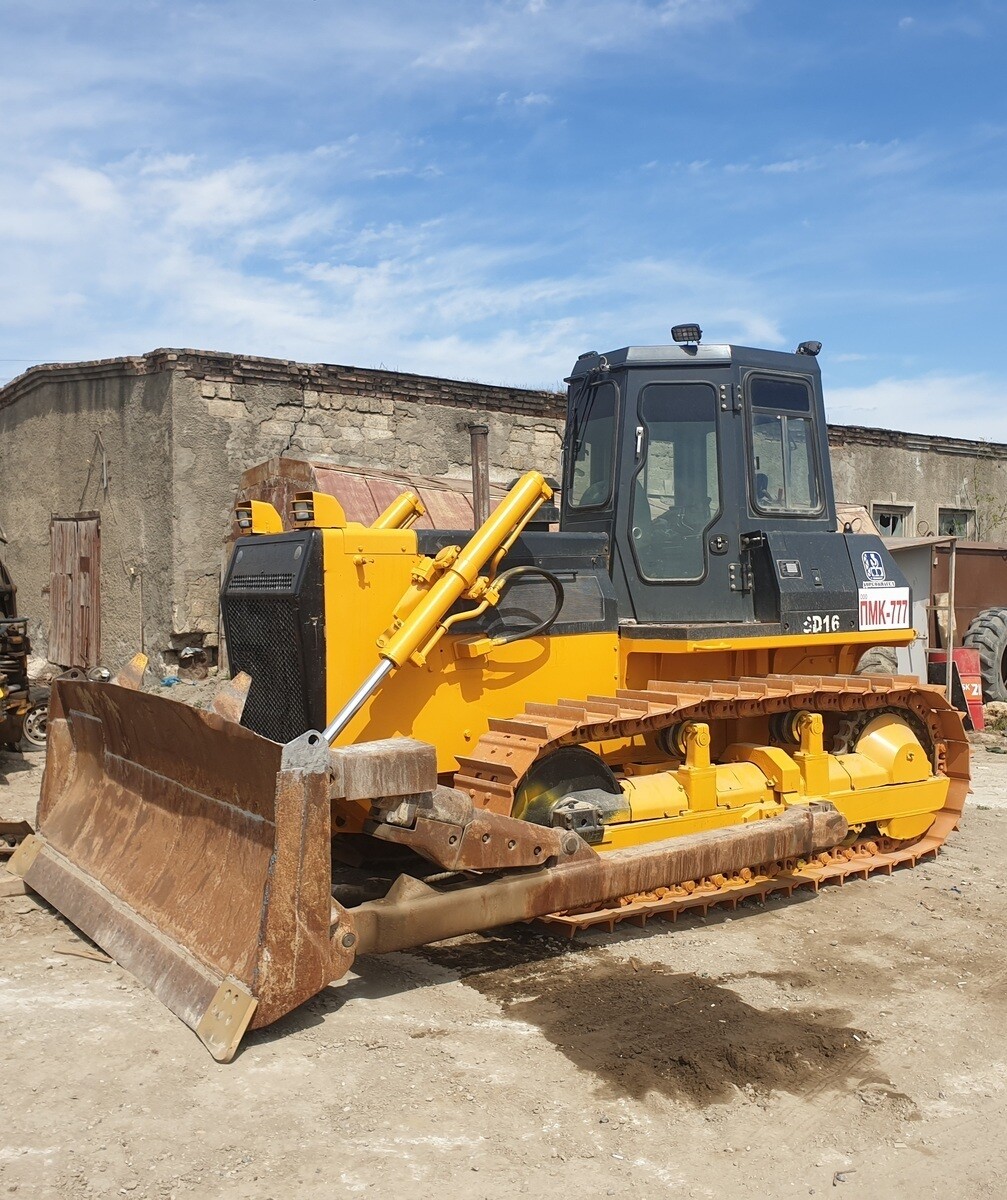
[858,587,910,631]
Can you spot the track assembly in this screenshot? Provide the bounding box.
[455,672,968,934]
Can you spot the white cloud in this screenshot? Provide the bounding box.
[406,0,750,76]
[720,139,932,182]
[496,91,553,108]
[0,139,784,387]
[761,157,821,175]
[44,164,122,215]
[895,12,984,37]
[827,374,1007,440]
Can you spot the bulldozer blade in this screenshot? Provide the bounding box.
[8,679,356,1061]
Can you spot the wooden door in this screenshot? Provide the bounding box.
[49,514,100,667]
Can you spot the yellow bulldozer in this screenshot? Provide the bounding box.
[9,327,968,1061]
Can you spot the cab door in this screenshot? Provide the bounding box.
[613,374,752,626]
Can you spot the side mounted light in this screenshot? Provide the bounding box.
[290,491,346,529]
[234,499,283,534]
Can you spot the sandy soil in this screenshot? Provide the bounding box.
[2,740,1007,1199]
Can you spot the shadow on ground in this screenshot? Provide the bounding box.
[440,944,872,1106]
[251,919,873,1107]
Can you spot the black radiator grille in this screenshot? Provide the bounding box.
[230,571,295,593]
[221,529,326,744]
[224,597,310,743]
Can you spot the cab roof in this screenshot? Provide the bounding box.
[567,343,821,380]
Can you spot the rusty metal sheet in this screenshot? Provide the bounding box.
[238,460,515,534]
[365,478,407,521]
[313,469,378,524]
[420,488,475,529]
[933,543,1007,642]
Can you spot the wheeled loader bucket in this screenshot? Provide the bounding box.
[9,678,355,1062]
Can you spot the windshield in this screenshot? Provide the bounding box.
[749,376,821,514]
[631,381,720,581]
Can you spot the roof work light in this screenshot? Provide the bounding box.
[671,324,702,345]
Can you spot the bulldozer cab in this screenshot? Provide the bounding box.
[561,341,856,630]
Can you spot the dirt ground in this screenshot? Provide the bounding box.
[3,740,1007,1199]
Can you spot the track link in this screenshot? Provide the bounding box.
[453,673,969,934]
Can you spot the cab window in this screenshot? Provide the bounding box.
[749,376,821,514]
[568,381,617,507]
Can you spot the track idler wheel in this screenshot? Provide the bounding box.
[511,745,624,828]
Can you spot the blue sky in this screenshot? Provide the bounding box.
[1,0,1005,436]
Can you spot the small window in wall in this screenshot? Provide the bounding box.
[938,507,975,538]
[569,382,617,508]
[872,504,914,537]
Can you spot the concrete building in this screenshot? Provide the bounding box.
[0,349,564,673]
[828,424,1007,542]
[0,347,1003,673]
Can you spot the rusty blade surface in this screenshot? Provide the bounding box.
[351,803,847,955]
[14,680,351,1055]
[36,681,284,985]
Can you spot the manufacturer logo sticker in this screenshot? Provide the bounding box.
[861,551,886,582]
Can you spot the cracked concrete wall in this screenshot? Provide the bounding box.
[828,427,1007,540]
[169,371,566,646]
[0,366,174,669]
[190,380,563,482]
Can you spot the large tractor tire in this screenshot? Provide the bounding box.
[963,607,1007,702]
[855,646,899,676]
